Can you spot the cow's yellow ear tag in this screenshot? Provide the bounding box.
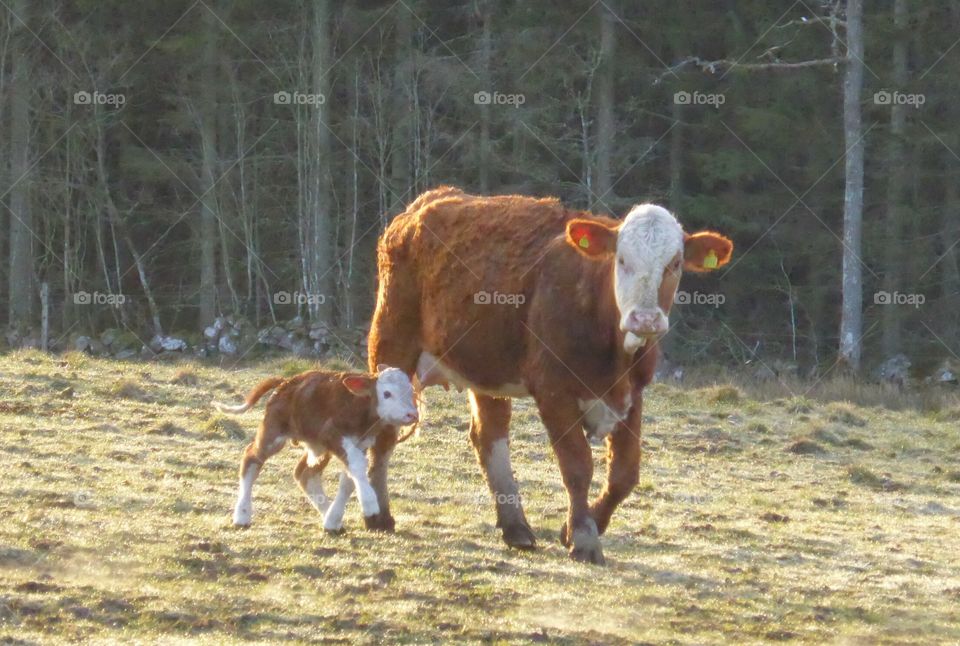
[703,249,718,269]
[579,236,590,249]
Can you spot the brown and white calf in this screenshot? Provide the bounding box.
[368,187,732,564]
[213,367,418,531]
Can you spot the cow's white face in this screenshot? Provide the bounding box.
[565,205,734,353]
[614,205,685,345]
[374,366,419,426]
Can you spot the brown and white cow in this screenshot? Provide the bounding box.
[213,366,418,531]
[368,187,732,564]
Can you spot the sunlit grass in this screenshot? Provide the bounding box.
[1,352,959,643]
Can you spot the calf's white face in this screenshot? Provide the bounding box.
[565,205,733,352]
[374,366,419,426]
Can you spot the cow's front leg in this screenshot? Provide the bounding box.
[536,395,604,565]
[469,391,536,549]
[365,428,398,532]
[591,417,641,535]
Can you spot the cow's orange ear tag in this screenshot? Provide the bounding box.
[703,249,718,269]
[578,236,590,249]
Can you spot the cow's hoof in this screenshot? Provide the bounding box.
[570,543,606,565]
[559,522,570,547]
[502,522,537,550]
[364,511,396,532]
[567,519,605,565]
[324,526,345,535]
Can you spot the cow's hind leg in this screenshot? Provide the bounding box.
[233,419,287,527]
[469,391,536,549]
[293,450,332,516]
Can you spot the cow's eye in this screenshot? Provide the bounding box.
[617,256,628,270]
[668,258,681,273]
[383,391,392,399]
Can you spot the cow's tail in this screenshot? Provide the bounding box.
[212,377,284,414]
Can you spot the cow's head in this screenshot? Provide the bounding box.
[566,204,732,352]
[343,366,419,426]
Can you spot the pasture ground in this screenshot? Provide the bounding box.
[1,350,959,644]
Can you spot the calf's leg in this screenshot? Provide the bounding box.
[293,450,332,516]
[535,394,604,565]
[233,420,287,527]
[322,437,380,532]
[323,471,355,532]
[469,391,535,549]
[365,428,398,531]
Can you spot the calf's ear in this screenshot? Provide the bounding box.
[566,219,618,258]
[342,374,373,396]
[683,231,733,273]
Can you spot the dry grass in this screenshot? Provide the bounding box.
[1,350,960,644]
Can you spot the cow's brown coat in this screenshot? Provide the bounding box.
[369,186,732,563]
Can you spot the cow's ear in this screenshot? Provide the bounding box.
[566,219,618,258]
[683,231,733,273]
[342,374,373,396]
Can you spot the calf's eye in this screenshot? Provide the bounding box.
[383,391,393,399]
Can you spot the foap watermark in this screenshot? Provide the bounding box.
[74,90,126,107]
[468,490,524,507]
[674,290,724,308]
[674,90,725,108]
[273,290,326,306]
[474,290,525,308]
[874,290,924,308]
[874,89,925,109]
[474,90,525,108]
[274,90,326,106]
[73,290,126,307]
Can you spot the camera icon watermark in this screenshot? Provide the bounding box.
[474,290,525,308]
[72,290,126,307]
[273,290,326,306]
[674,90,725,108]
[873,90,924,108]
[274,90,325,106]
[874,290,924,308]
[74,90,126,107]
[474,90,525,108]
[674,290,724,307]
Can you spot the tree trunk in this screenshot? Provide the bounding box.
[880,0,908,357]
[7,0,32,329]
[477,1,492,193]
[839,0,865,371]
[197,6,219,329]
[594,0,616,205]
[943,151,960,344]
[390,6,412,209]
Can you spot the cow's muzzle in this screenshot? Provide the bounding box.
[621,308,669,338]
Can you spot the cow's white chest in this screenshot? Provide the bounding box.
[578,393,632,439]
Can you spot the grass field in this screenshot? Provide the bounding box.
[1,349,960,644]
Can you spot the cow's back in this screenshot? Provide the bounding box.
[380,188,576,390]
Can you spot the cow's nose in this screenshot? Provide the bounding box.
[404,411,419,424]
[623,309,668,336]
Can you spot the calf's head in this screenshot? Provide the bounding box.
[566,204,733,351]
[342,366,419,425]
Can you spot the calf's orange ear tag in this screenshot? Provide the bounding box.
[703,249,718,269]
